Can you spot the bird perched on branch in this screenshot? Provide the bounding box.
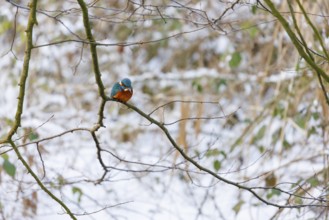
[110,78,133,102]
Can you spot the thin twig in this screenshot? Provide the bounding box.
[148,100,219,116]
[36,142,46,179]
[1,0,77,218]
[72,201,133,216]
[107,98,329,209]
[264,0,329,84]
[32,26,208,49]
[213,0,240,23]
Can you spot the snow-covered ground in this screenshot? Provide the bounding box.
[1,1,328,219]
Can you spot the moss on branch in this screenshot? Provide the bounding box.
[264,0,329,83]
[3,0,77,219]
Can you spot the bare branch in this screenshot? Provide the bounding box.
[148,100,219,116]
[107,98,329,209]
[32,26,208,49]
[213,0,240,23]
[72,201,133,216]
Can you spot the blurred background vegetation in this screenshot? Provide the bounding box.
[1,0,329,219]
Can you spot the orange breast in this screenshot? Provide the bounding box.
[113,90,133,102]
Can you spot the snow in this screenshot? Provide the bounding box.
[0,1,328,220]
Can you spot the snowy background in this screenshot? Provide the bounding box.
[1,1,329,219]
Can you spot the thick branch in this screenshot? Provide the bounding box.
[295,0,329,61]
[2,1,77,219]
[264,0,329,83]
[5,1,37,140]
[76,0,106,100]
[9,141,77,219]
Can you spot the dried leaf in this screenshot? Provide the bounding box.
[177,101,189,152]
[174,101,190,170]
[265,172,277,187]
[194,97,203,137]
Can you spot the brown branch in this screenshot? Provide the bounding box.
[6,0,83,40]
[72,43,84,75]
[91,130,109,183]
[72,201,133,216]
[163,110,239,126]
[102,148,204,174]
[36,142,46,179]
[214,0,240,23]
[148,100,219,116]
[32,26,208,49]
[156,6,167,23]
[1,127,89,155]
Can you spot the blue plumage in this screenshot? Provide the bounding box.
[121,78,132,89]
[110,82,123,97]
[110,78,133,102]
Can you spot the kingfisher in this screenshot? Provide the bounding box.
[110,78,133,102]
